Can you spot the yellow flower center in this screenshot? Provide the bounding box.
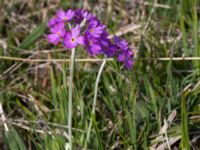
[71,38,76,42]
[64,17,68,21]
[90,28,94,33]
[57,31,61,36]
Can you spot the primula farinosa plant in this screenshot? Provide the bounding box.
[47,9,134,149]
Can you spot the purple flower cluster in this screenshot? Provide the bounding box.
[47,9,134,69]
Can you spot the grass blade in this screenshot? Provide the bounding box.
[181,92,190,150]
[5,128,26,150]
[20,22,46,49]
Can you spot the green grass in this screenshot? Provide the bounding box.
[0,0,200,149]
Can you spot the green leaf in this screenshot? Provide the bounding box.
[5,128,26,150]
[181,93,190,150]
[20,22,47,49]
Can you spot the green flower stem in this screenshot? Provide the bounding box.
[68,48,75,150]
[85,58,107,148]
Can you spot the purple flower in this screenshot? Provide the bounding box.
[113,36,134,69]
[47,23,65,45]
[117,49,134,69]
[82,10,95,21]
[87,20,104,38]
[63,26,84,49]
[56,9,74,22]
[84,37,102,56]
[114,36,129,51]
[48,17,59,27]
[74,9,94,24]
[100,39,116,57]
[74,9,84,23]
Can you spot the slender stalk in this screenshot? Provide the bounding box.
[0,102,9,132]
[68,48,75,150]
[84,58,107,148]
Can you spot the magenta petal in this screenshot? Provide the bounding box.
[114,36,120,43]
[50,26,60,33]
[71,26,80,38]
[90,44,102,55]
[56,9,74,22]
[117,53,125,62]
[83,11,92,20]
[47,34,60,45]
[57,23,65,29]
[76,36,84,45]
[56,10,66,20]
[66,9,74,20]
[50,27,57,33]
[50,23,64,33]
[125,60,133,69]
[90,20,98,27]
[60,30,66,38]
[48,18,58,27]
[64,32,71,41]
[94,27,103,33]
[64,40,77,49]
[63,33,77,49]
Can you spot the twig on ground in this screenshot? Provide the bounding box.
[0,54,36,80]
[6,120,69,139]
[136,1,171,9]
[9,119,85,133]
[109,24,141,38]
[2,56,200,63]
[19,49,66,54]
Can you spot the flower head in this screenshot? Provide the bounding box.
[74,9,95,24]
[117,49,134,69]
[48,17,59,28]
[63,26,84,49]
[84,36,102,55]
[47,23,65,45]
[114,36,129,51]
[87,20,104,38]
[100,39,116,57]
[47,8,134,69]
[57,9,74,22]
[82,10,94,21]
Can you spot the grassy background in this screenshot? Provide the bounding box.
[0,0,200,149]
